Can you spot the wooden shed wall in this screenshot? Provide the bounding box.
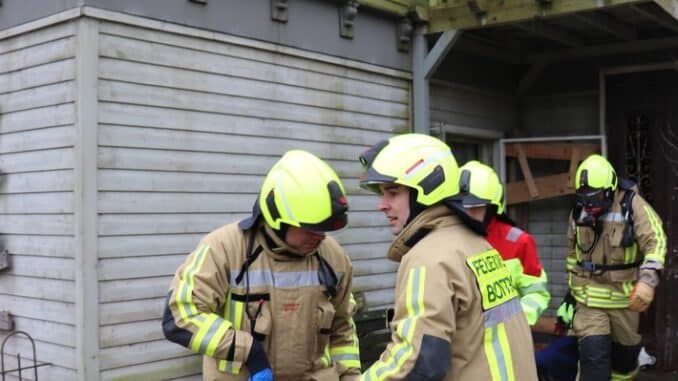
[430,81,516,134]
[0,22,78,380]
[93,19,410,380]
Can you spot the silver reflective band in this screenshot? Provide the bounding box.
[332,353,360,362]
[520,282,549,294]
[230,270,345,288]
[490,324,510,381]
[601,212,624,222]
[506,227,523,242]
[483,297,522,327]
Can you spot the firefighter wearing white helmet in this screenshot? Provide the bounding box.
[455,160,550,327]
[567,154,666,381]
[163,150,360,381]
[359,134,537,381]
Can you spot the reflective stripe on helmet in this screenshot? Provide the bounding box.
[359,134,460,206]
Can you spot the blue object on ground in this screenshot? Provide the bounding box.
[535,335,579,381]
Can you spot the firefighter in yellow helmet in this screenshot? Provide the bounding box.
[567,154,666,381]
[163,150,361,381]
[454,160,550,326]
[358,134,538,381]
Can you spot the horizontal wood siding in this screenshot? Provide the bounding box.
[430,81,516,133]
[0,21,77,380]
[523,91,598,137]
[96,21,409,380]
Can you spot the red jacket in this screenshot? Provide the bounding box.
[486,217,543,278]
[485,216,549,325]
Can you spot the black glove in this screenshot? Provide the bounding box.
[245,339,272,377]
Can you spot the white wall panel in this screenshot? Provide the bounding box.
[0,21,76,380]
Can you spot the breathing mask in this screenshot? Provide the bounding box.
[574,187,612,228]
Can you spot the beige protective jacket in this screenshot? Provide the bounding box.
[164,221,361,381]
[567,188,666,309]
[361,205,538,381]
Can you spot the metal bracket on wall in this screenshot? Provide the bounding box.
[0,311,12,331]
[397,17,413,52]
[271,0,289,22]
[0,250,9,272]
[339,0,359,39]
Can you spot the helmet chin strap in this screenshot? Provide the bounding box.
[482,205,498,227]
[443,198,487,236]
[405,188,426,226]
[273,223,289,242]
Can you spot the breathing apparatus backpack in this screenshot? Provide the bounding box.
[573,178,638,274]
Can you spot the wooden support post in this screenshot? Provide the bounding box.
[567,147,581,191]
[516,144,539,198]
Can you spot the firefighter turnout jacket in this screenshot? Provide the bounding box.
[361,205,538,381]
[567,188,666,309]
[486,217,550,325]
[163,221,361,381]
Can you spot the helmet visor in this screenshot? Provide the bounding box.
[359,140,397,193]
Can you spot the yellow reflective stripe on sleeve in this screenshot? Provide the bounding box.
[406,267,426,318]
[497,323,516,381]
[206,317,232,357]
[229,298,245,330]
[484,326,501,381]
[331,346,361,368]
[219,359,242,375]
[321,344,331,367]
[566,257,576,271]
[483,322,515,381]
[191,313,217,353]
[176,244,210,321]
[611,368,638,380]
[623,243,638,264]
[189,314,232,356]
[643,205,666,264]
[521,296,547,325]
[622,281,634,297]
[575,227,583,261]
[347,293,361,348]
[520,280,549,295]
[363,266,426,381]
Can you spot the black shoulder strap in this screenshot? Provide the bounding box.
[620,189,635,218]
[617,177,637,221]
[235,230,263,285]
[619,187,636,248]
[316,250,338,298]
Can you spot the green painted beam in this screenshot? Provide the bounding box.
[358,0,420,15]
[427,0,649,32]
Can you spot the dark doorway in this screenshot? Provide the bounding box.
[606,68,678,370]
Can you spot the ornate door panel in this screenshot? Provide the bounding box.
[607,69,678,370]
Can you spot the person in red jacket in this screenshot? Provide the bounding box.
[454,160,550,325]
